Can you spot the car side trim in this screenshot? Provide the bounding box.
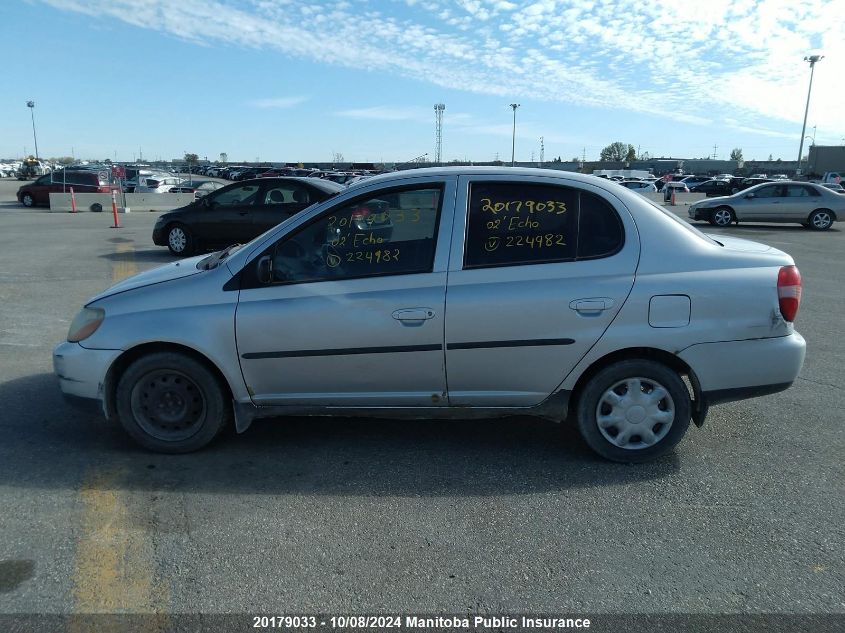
[446,338,575,350]
[241,338,577,360]
[241,344,443,359]
[232,390,573,433]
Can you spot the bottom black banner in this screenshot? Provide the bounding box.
[0,613,842,633]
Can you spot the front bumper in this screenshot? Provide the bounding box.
[688,206,709,221]
[678,331,806,404]
[152,225,167,246]
[53,341,121,407]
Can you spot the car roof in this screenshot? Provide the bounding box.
[236,176,344,193]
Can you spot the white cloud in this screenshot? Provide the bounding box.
[249,96,309,109]
[39,0,845,136]
[334,106,430,121]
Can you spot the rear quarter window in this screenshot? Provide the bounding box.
[463,182,623,269]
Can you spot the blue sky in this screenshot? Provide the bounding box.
[1,0,843,164]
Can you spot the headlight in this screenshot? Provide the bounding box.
[67,307,105,342]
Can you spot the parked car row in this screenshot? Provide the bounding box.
[15,170,224,207]
[177,163,384,185]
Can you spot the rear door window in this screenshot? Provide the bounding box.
[463,182,622,269]
[785,185,810,198]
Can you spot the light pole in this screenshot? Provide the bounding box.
[26,101,39,159]
[509,103,520,166]
[796,55,823,176]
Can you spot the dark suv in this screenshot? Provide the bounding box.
[17,170,115,207]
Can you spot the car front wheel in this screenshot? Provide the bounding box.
[807,209,833,231]
[576,360,692,463]
[709,207,734,227]
[167,224,194,256]
[21,193,34,207]
[115,352,231,453]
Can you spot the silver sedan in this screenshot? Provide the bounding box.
[688,181,843,230]
[54,168,806,462]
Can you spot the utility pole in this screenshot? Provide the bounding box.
[712,144,718,160]
[26,101,39,160]
[509,103,520,166]
[797,54,823,175]
[539,137,544,167]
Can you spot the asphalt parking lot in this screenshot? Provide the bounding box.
[0,177,842,621]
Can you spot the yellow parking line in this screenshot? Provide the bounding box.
[112,242,137,283]
[72,469,168,620]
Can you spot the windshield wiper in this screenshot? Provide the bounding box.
[202,243,241,270]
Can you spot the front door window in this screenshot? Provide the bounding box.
[267,186,442,284]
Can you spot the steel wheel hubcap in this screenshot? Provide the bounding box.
[813,213,831,228]
[169,228,186,251]
[714,210,731,225]
[596,377,675,450]
[130,370,206,441]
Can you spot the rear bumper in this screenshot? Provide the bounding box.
[679,332,806,404]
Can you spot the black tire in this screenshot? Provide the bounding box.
[90,203,103,212]
[807,209,833,231]
[576,359,691,463]
[166,223,194,256]
[709,206,734,227]
[21,193,34,207]
[115,352,231,453]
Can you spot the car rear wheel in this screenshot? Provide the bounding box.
[21,193,34,207]
[116,352,231,453]
[167,224,194,256]
[709,207,734,227]
[576,360,691,463]
[808,210,833,231]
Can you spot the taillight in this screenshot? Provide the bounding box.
[351,206,370,220]
[777,265,802,322]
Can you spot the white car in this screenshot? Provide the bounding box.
[619,180,657,192]
[54,167,806,462]
[135,176,184,194]
[662,181,690,193]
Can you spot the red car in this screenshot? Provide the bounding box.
[17,170,116,207]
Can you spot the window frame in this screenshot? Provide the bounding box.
[461,180,625,271]
[241,182,447,289]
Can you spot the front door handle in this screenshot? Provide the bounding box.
[392,308,435,321]
[569,298,615,313]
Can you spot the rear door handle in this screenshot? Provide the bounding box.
[569,298,615,313]
[392,308,435,321]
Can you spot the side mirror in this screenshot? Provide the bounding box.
[256,256,273,284]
